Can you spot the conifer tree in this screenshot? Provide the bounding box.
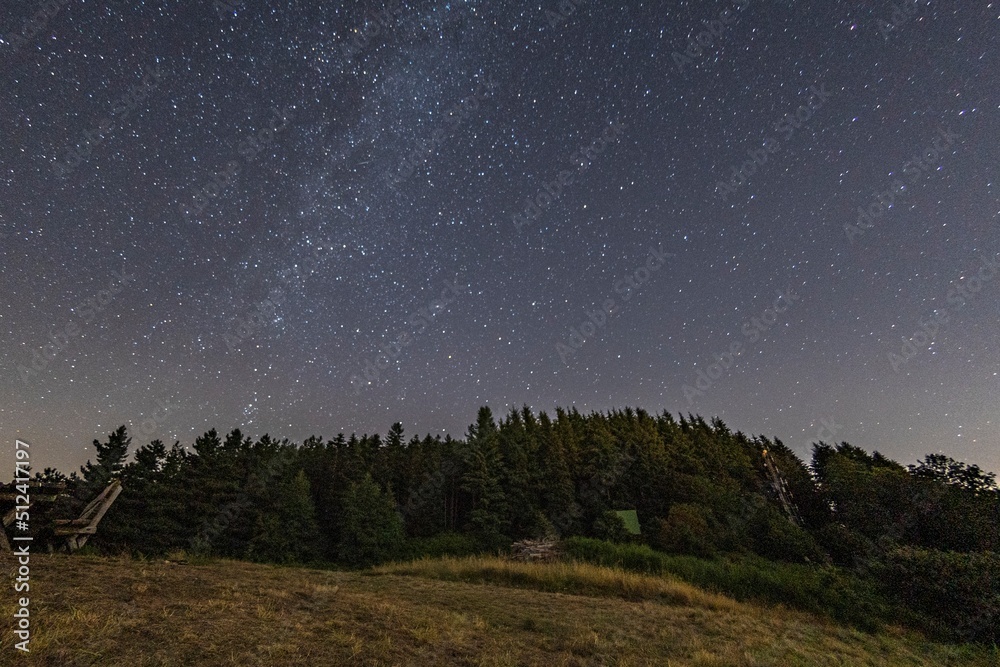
[337,472,404,566]
[379,421,407,502]
[101,439,169,552]
[534,411,577,536]
[461,407,509,548]
[80,425,131,489]
[246,468,321,563]
[496,408,537,538]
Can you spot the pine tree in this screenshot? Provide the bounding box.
[379,421,407,502]
[534,411,577,536]
[101,439,168,553]
[496,407,537,538]
[80,425,131,489]
[461,406,509,548]
[246,468,321,563]
[336,472,404,566]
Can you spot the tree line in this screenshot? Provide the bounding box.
[21,405,1000,642]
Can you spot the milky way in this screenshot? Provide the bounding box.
[2,0,998,474]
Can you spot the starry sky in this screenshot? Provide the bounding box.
[2,0,998,476]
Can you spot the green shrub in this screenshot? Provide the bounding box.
[563,536,664,573]
[593,510,633,543]
[874,547,1000,644]
[562,537,892,632]
[750,508,827,564]
[815,522,873,566]
[651,503,718,558]
[404,532,481,560]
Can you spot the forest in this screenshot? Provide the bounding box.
[20,406,1000,644]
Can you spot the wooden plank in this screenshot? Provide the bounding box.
[76,490,109,521]
[84,481,122,529]
[54,526,98,536]
[56,480,123,552]
[53,518,92,526]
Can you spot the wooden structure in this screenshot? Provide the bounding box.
[761,448,803,526]
[510,539,562,562]
[0,479,122,553]
[53,480,123,551]
[0,482,66,552]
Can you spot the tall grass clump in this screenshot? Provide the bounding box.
[561,537,893,632]
[376,555,740,611]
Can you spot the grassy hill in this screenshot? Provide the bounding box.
[1,553,996,666]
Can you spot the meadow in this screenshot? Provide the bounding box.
[1,551,996,667]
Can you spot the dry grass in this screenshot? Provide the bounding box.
[375,556,743,612]
[0,553,995,667]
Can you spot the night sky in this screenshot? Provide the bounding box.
[2,1,998,476]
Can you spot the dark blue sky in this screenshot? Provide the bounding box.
[2,0,998,475]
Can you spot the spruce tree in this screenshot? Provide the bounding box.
[461,407,509,548]
[246,468,321,563]
[534,411,577,536]
[80,425,131,489]
[337,472,404,566]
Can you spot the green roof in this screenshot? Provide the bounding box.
[614,509,641,535]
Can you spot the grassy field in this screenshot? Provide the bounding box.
[1,553,996,666]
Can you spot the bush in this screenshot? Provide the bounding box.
[651,503,718,558]
[874,547,1000,644]
[404,532,481,560]
[593,510,633,543]
[563,536,665,573]
[750,508,826,564]
[815,522,873,567]
[562,537,892,632]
